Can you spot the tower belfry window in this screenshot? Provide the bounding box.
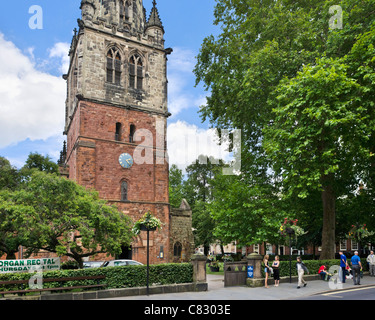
[129,54,143,90]
[115,122,122,141]
[106,48,122,85]
[129,124,136,143]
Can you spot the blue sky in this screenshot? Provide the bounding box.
[0,0,228,170]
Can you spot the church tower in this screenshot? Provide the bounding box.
[63,0,172,264]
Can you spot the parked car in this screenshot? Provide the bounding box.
[83,261,104,269]
[100,259,143,267]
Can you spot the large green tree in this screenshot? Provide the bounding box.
[22,152,59,175]
[263,57,367,258]
[0,189,36,259]
[194,0,375,258]
[208,173,285,248]
[0,171,134,267]
[183,156,225,254]
[169,164,185,208]
[0,157,20,190]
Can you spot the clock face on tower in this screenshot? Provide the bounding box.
[119,153,133,169]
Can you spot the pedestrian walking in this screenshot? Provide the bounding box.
[263,254,271,288]
[339,251,348,283]
[351,251,362,285]
[296,256,309,289]
[272,255,280,287]
[367,250,375,277]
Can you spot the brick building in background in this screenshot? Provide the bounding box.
[61,0,193,265]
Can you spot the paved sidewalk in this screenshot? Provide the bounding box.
[102,274,375,300]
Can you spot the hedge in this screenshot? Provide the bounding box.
[262,258,369,278]
[0,263,193,292]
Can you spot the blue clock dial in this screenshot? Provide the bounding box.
[119,153,133,169]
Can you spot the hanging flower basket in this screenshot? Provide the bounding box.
[279,218,306,239]
[347,224,374,241]
[140,224,157,232]
[133,211,162,235]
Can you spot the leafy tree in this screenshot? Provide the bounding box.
[263,57,367,258]
[0,156,20,190]
[183,156,225,254]
[0,189,36,259]
[194,0,375,258]
[187,200,215,255]
[22,152,59,174]
[208,173,285,248]
[18,171,134,268]
[169,164,185,208]
[184,155,224,204]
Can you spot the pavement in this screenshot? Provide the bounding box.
[101,274,375,300]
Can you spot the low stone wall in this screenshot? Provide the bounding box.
[1,282,208,300]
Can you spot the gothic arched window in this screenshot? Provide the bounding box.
[121,180,128,201]
[173,242,182,257]
[107,48,122,85]
[129,54,143,90]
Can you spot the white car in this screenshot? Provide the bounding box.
[83,261,104,268]
[100,259,143,267]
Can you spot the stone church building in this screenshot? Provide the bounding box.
[60,0,194,265]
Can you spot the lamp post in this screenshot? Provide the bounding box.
[141,224,156,296]
[135,211,161,296]
[286,227,295,284]
[146,228,150,295]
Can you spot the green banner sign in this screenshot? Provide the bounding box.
[0,258,61,273]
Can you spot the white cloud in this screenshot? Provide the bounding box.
[167,47,206,117]
[0,33,66,149]
[168,47,196,73]
[167,120,232,171]
[48,42,70,74]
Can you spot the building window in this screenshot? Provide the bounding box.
[115,122,122,141]
[351,241,358,251]
[340,239,347,251]
[129,54,143,90]
[107,48,122,85]
[129,124,136,143]
[266,243,273,255]
[121,181,128,201]
[173,242,182,257]
[253,244,260,254]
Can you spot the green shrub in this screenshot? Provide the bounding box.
[0,263,193,292]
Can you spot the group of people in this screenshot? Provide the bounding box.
[263,254,280,288]
[262,250,375,289]
[339,250,375,285]
[263,255,308,289]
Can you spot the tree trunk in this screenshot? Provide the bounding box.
[204,244,209,256]
[220,244,225,255]
[320,177,336,260]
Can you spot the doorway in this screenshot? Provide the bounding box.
[118,246,132,259]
